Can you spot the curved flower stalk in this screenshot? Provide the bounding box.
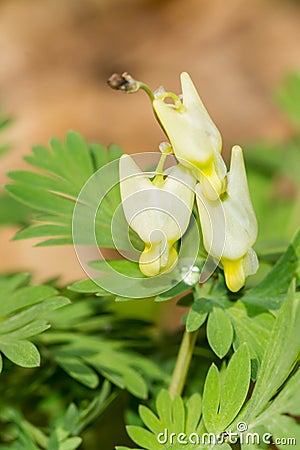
[119,155,196,276]
[153,72,227,200]
[196,145,258,292]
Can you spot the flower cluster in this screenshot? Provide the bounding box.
[118,72,258,292]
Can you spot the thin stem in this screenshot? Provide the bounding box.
[155,152,168,175]
[169,328,199,399]
[153,144,173,186]
[138,81,155,101]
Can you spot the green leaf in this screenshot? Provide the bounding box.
[244,280,300,423]
[123,368,148,400]
[267,415,300,449]
[42,330,163,398]
[207,307,233,358]
[247,228,300,299]
[123,389,204,450]
[217,344,250,430]
[0,398,105,450]
[0,285,57,316]
[186,297,210,332]
[186,289,273,368]
[5,131,124,248]
[266,368,300,416]
[0,340,40,368]
[7,320,50,339]
[172,395,185,434]
[138,405,161,435]
[202,364,220,433]
[155,281,190,302]
[185,393,202,435]
[55,355,99,389]
[0,274,69,370]
[0,297,70,334]
[59,437,82,450]
[0,272,30,293]
[203,345,250,434]
[229,301,274,364]
[115,448,140,450]
[126,426,161,450]
[89,259,144,278]
[67,278,111,296]
[156,389,173,429]
[0,194,32,226]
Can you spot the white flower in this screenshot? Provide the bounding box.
[196,145,258,292]
[153,72,227,200]
[119,155,196,276]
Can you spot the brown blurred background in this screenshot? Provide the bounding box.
[1,0,300,283]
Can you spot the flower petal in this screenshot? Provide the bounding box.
[153,73,226,198]
[221,257,245,292]
[227,146,258,243]
[181,72,222,154]
[162,164,196,240]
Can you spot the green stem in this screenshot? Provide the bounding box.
[153,145,173,186]
[155,152,168,175]
[138,81,155,101]
[169,328,199,399]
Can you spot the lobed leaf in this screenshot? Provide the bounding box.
[0,274,69,371]
[5,131,124,248]
[203,345,250,434]
[244,280,300,422]
[206,307,233,358]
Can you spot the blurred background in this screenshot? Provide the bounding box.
[0,0,300,283]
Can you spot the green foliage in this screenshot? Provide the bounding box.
[0,274,69,372]
[118,282,300,449]
[40,332,165,398]
[5,132,123,247]
[245,228,300,299]
[206,306,233,359]
[0,381,112,449]
[0,107,33,227]
[185,229,300,372]
[117,347,251,449]
[0,195,32,226]
[35,292,168,398]
[242,280,300,425]
[202,345,250,434]
[117,389,204,450]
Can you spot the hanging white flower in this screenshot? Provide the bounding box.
[196,145,258,292]
[119,155,196,276]
[153,72,227,200]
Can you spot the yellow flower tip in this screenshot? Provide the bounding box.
[222,257,246,292]
[187,158,226,201]
[164,246,178,272]
[199,161,226,201]
[139,243,178,277]
[139,244,160,277]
